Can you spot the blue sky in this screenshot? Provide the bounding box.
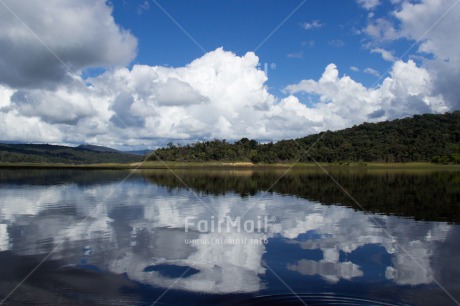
[111,0,411,91]
[0,0,458,148]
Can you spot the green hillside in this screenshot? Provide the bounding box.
[0,143,141,164]
[149,112,460,164]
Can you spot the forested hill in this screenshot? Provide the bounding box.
[150,112,460,164]
[0,143,141,164]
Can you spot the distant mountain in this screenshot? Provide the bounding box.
[123,149,153,156]
[78,144,153,157]
[0,143,141,164]
[78,144,120,153]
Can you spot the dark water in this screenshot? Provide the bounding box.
[0,168,459,305]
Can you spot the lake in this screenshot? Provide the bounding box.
[0,168,459,305]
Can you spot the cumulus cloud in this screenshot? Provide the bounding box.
[360,0,460,110]
[285,60,448,128]
[0,48,276,146]
[0,48,292,146]
[0,0,137,89]
[88,48,283,142]
[393,0,460,109]
[10,85,96,125]
[4,49,446,147]
[0,100,64,143]
[371,48,396,62]
[364,18,399,41]
[6,42,445,148]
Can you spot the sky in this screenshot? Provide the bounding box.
[0,0,459,149]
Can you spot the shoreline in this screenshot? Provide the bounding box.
[0,161,459,170]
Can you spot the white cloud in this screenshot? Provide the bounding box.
[6,46,445,148]
[89,48,283,142]
[364,18,399,41]
[350,66,360,72]
[393,0,460,109]
[0,0,137,89]
[0,109,64,143]
[364,67,380,77]
[371,48,396,61]
[357,0,381,10]
[0,48,302,146]
[301,20,323,30]
[11,85,96,124]
[288,259,363,283]
[285,60,448,127]
[360,0,460,110]
[0,85,14,109]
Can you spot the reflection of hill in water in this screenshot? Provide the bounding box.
[141,169,460,223]
[0,169,133,186]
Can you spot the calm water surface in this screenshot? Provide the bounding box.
[0,168,459,305]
